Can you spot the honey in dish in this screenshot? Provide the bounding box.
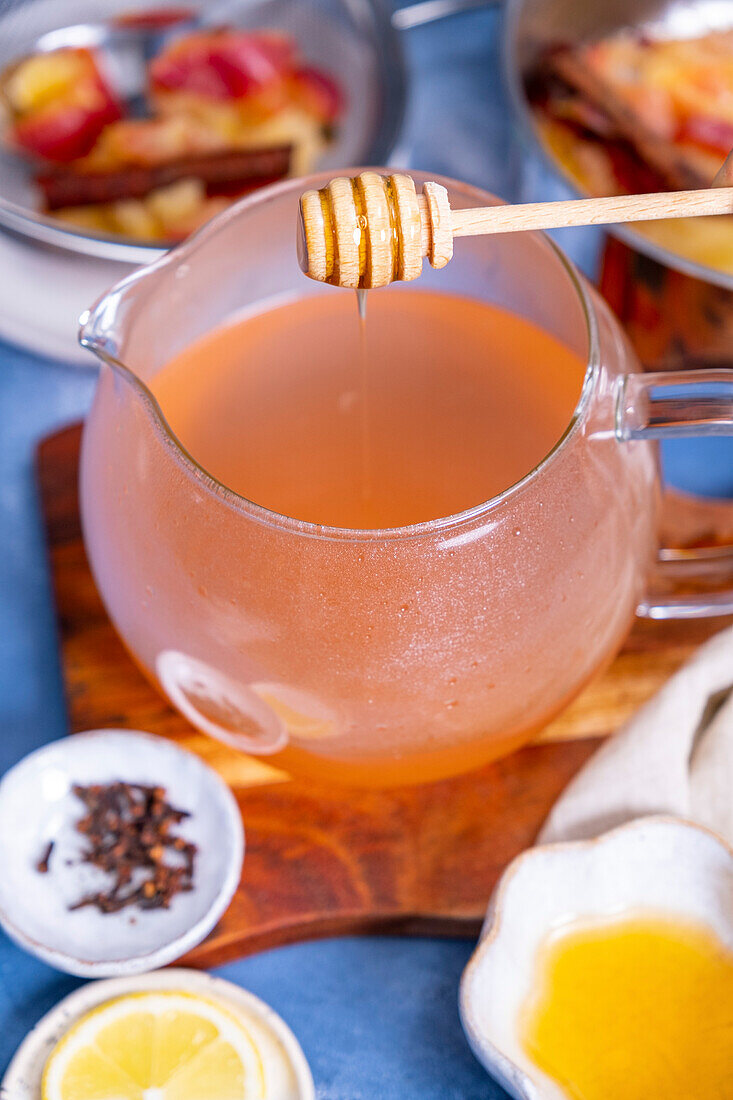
[151,289,586,529]
[521,914,733,1100]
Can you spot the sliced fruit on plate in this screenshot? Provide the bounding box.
[539,30,733,190]
[5,48,123,162]
[41,990,265,1100]
[150,30,294,102]
[150,30,344,126]
[289,66,343,125]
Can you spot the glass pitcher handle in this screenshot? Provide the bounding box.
[616,369,733,619]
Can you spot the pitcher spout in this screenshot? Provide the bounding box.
[79,302,120,366]
[78,259,157,371]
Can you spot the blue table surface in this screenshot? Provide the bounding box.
[1,6,732,1098]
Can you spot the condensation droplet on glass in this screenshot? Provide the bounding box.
[514,528,521,536]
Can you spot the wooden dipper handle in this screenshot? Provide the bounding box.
[298,171,733,290]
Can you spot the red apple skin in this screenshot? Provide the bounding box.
[11,92,122,162]
[150,32,294,101]
[290,66,343,123]
[679,115,733,157]
[6,49,124,163]
[112,8,196,29]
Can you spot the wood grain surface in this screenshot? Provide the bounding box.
[450,186,733,237]
[37,423,733,967]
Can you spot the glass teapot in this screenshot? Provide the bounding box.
[79,170,733,787]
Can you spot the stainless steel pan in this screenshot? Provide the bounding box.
[502,0,733,292]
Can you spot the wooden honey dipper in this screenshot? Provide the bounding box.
[298,171,733,289]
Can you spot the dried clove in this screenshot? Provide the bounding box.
[47,781,197,914]
[36,840,54,874]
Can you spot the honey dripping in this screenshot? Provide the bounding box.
[349,173,379,507]
[355,288,372,507]
[297,172,452,513]
[298,184,374,507]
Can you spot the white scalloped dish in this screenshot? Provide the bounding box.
[459,816,733,1100]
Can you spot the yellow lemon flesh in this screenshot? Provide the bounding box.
[42,991,265,1100]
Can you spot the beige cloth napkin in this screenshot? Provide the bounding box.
[539,624,733,846]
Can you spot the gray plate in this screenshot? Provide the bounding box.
[0,0,406,262]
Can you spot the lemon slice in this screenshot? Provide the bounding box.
[42,991,265,1100]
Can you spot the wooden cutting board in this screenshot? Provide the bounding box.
[37,423,733,968]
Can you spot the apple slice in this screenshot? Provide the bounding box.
[150,31,293,101]
[290,65,343,124]
[5,48,122,162]
[12,97,120,162]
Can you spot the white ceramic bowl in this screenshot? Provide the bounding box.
[1,967,315,1100]
[0,729,244,976]
[459,816,733,1100]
